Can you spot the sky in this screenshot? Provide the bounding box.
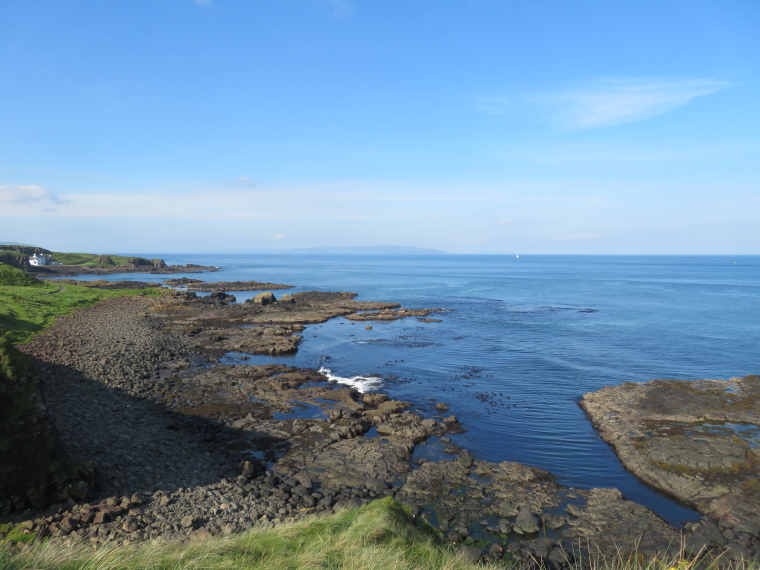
[1,0,758,254]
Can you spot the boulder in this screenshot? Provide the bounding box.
[252,292,277,305]
[515,508,541,534]
[208,291,236,305]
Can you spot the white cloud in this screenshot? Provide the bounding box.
[271,234,285,240]
[0,185,65,204]
[535,77,733,130]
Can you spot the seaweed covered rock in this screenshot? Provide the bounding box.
[0,333,93,513]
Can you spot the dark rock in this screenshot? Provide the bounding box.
[122,517,139,533]
[515,508,540,534]
[208,291,236,305]
[130,492,147,505]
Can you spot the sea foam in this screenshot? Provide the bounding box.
[318,366,382,393]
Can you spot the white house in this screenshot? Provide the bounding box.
[29,253,46,266]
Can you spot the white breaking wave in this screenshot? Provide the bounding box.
[318,366,382,393]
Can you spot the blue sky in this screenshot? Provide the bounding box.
[1,0,758,254]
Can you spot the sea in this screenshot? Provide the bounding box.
[66,254,760,526]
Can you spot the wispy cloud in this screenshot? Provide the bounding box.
[535,77,733,130]
[479,77,733,130]
[0,185,66,204]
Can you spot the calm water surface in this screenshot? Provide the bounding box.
[71,254,760,524]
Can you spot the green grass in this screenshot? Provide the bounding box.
[0,498,501,570]
[47,253,150,267]
[0,263,161,344]
[0,246,51,257]
[0,332,33,383]
[0,525,35,546]
[0,265,45,287]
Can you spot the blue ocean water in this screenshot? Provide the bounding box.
[71,254,760,524]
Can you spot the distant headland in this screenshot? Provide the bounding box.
[0,244,218,276]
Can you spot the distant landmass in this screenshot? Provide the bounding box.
[256,245,447,255]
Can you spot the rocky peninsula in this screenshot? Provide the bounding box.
[2,278,759,566]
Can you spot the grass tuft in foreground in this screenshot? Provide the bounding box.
[0,498,503,570]
[2,498,757,569]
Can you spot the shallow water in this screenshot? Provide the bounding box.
[67,254,760,524]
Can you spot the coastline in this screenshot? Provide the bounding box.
[28,264,220,278]
[3,278,747,565]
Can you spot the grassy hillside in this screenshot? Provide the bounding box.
[0,245,166,269]
[47,252,141,266]
[0,263,160,344]
[0,498,499,570]
[0,265,44,288]
[0,246,51,257]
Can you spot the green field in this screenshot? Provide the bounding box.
[0,263,159,344]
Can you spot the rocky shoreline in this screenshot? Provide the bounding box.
[162,278,293,291]
[29,263,219,277]
[2,284,758,566]
[581,377,760,560]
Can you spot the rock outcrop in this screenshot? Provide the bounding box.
[581,376,760,534]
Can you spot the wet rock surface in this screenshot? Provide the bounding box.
[582,377,760,561]
[4,282,758,565]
